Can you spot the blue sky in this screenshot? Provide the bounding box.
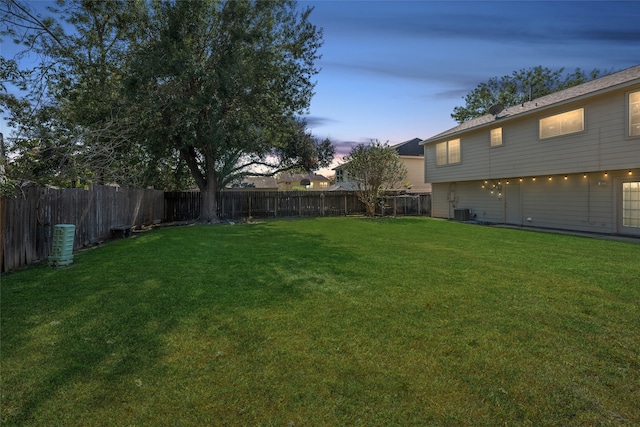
[301,0,640,164]
[2,1,639,174]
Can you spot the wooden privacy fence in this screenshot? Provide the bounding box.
[2,187,430,272]
[1,185,163,273]
[164,190,431,222]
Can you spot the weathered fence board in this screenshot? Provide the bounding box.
[3,187,430,273]
[164,190,430,221]
[2,185,164,272]
[165,190,374,221]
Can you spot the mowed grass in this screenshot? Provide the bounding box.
[1,217,639,426]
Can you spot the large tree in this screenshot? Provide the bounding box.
[118,0,331,221]
[451,66,610,124]
[342,140,407,217]
[1,0,332,216]
[1,0,155,188]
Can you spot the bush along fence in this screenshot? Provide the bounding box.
[2,186,430,272]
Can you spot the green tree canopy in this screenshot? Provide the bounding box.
[1,0,332,218]
[342,140,407,216]
[451,66,611,124]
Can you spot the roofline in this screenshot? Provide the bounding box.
[421,65,640,145]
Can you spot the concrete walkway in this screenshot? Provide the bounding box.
[490,224,640,244]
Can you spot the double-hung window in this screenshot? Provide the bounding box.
[436,139,461,166]
[539,108,584,139]
[630,90,640,137]
[490,127,503,147]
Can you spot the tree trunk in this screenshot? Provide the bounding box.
[180,145,219,223]
[199,183,219,223]
[366,202,376,216]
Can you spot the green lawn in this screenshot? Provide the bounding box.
[2,217,639,426]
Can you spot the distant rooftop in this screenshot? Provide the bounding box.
[277,173,330,183]
[391,138,424,156]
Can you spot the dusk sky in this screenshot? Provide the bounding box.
[300,0,640,167]
[2,1,639,174]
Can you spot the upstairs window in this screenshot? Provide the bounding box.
[490,127,503,147]
[630,90,640,137]
[539,108,584,139]
[436,142,447,165]
[436,139,461,166]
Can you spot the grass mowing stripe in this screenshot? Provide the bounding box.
[2,217,639,426]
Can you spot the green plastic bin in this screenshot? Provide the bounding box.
[49,224,76,267]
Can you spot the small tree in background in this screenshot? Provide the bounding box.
[343,140,407,216]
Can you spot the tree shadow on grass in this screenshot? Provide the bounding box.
[1,222,361,425]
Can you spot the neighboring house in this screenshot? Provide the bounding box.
[227,176,278,190]
[421,65,640,236]
[331,138,432,192]
[393,137,432,193]
[276,173,330,191]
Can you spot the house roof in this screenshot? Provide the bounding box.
[277,173,330,183]
[334,137,424,170]
[325,182,356,191]
[391,138,424,156]
[421,64,640,145]
[228,176,278,189]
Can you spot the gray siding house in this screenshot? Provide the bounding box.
[421,65,640,236]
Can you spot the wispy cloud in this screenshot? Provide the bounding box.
[301,0,640,155]
[303,115,339,128]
